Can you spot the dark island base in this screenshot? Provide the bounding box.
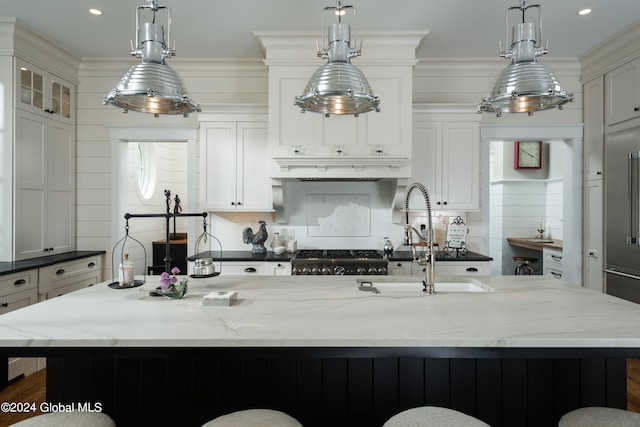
[44,348,627,427]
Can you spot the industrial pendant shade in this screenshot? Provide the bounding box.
[295,1,380,117]
[478,0,573,116]
[103,0,200,117]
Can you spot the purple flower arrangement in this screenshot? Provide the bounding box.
[159,267,181,291]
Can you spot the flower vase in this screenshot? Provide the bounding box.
[161,279,188,299]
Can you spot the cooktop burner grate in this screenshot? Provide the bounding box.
[294,249,383,260]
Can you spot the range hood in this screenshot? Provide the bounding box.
[271,177,407,224]
[254,31,428,182]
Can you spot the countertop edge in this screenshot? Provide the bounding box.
[0,251,107,277]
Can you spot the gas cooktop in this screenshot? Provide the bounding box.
[291,249,387,275]
[294,249,383,260]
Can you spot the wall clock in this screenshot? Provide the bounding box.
[514,141,542,169]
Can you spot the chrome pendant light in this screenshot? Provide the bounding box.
[103,0,200,117]
[295,1,380,117]
[478,1,573,116]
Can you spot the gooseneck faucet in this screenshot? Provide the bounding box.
[403,183,436,294]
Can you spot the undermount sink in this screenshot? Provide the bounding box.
[357,278,493,294]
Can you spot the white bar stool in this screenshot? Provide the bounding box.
[383,406,490,427]
[202,409,303,427]
[9,412,116,426]
[559,407,640,426]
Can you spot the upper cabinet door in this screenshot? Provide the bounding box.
[583,76,604,180]
[411,118,480,211]
[606,57,640,126]
[440,122,479,210]
[200,119,272,212]
[16,59,75,125]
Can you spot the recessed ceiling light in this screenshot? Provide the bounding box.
[578,8,592,16]
[89,8,103,16]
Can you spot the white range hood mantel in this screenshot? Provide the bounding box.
[272,155,408,171]
[256,31,427,182]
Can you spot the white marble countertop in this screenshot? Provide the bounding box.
[1,274,640,349]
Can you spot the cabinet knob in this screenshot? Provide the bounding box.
[13,279,26,286]
[1,302,7,308]
[396,263,402,267]
[231,202,236,206]
[465,267,478,272]
[436,201,442,205]
[244,267,257,273]
[443,201,448,206]
[596,171,602,175]
[88,262,96,268]
[635,107,640,112]
[237,201,242,206]
[56,269,65,275]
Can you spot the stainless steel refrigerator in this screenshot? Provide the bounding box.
[605,125,640,303]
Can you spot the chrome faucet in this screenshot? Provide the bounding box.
[403,183,436,294]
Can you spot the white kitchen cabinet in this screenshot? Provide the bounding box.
[16,59,75,125]
[256,32,425,180]
[219,262,266,275]
[0,269,39,381]
[543,247,563,280]
[218,261,291,276]
[38,255,103,300]
[411,119,480,210]
[270,70,410,159]
[584,180,604,292]
[582,76,604,293]
[0,269,38,315]
[584,77,605,180]
[270,262,292,276]
[14,109,75,260]
[389,261,413,276]
[605,57,640,126]
[266,68,412,179]
[414,261,491,276]
[199,108,272,211]
[433,262,490,276]
[390,259,491,276]
[0,23,78,262]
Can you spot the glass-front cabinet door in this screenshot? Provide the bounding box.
[16,59,74,124]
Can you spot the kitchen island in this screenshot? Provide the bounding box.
[0,275,638,426]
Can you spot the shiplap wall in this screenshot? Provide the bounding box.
[77,57,582,275]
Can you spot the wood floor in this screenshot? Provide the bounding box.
[1,360,640,425]
[0,368,46,426]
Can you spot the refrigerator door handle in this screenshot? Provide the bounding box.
[605,268,640,281]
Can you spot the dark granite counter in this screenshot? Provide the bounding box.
[386,250,492,262]
[188,250,492,263]
[187,250,294,263]
[0,251,107,277]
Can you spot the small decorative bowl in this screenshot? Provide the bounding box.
[273,246,286,255]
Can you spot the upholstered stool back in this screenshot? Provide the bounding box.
[559,406,640,426]
[383,406,490,427]
[9,411,116,426]
[202,409,303,427]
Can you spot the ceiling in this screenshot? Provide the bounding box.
[2,0,640,61]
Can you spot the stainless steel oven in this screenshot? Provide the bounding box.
[291,249,388,275]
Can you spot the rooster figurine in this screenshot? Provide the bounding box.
[242,220,268,253]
